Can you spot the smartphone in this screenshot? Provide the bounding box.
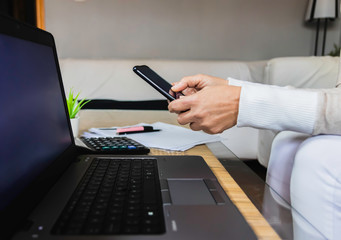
[133,65,181,101]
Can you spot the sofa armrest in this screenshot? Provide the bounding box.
[264,56,339,88]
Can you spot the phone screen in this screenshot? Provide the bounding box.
[133,65,177,101]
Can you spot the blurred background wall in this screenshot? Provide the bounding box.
[44,0,341,61]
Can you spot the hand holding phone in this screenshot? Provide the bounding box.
[133,65,182,101]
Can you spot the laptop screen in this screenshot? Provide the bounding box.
[0,33,72,211]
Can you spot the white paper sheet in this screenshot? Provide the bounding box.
[82,122,222,151]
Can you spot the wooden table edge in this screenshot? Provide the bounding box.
[151,146,281,240]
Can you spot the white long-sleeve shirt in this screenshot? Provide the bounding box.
[228,78,341,135]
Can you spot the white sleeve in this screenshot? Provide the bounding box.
[228,77,264,87]
[228,77,251,87]
[228,78,320,134]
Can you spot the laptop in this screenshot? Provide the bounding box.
[0,15,257,240]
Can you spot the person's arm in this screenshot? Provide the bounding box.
[169,74,341,135]
[229,77,341,135]
[235,82,319,134]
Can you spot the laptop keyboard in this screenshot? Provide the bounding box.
[52,158,165,235]
[80,137,150,154]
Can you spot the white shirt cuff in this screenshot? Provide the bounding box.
[228,77,250,87]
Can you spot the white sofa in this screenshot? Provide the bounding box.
[59,56,339,166]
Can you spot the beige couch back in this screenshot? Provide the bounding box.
[59,59,266,101]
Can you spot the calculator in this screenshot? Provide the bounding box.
[80,137,150,154]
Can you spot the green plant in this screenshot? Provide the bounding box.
[328,44,341,57]
[66,89,90,119]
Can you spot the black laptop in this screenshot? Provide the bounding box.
[0,15,257,240]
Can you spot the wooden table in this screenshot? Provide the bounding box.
[79,109,280,240]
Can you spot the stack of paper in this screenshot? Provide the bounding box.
[82,122,222,151]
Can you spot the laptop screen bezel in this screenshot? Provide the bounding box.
[0,14,78,238]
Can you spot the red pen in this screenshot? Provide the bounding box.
[116,126,161,135]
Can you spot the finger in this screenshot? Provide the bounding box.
[169,89,176,98]
[171,81,188,92]
[190,122,214,134]
[177,109,195,125]
[171,74,206,92]
[182,88,196,96]
[189,122,202,131]
[168,96,192,113]
[168,101,190,114]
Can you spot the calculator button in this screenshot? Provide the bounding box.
[80,137,150,154]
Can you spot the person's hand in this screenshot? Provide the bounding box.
[171,74,228,97]
[168,84,241,134]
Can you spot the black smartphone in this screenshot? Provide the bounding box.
[133,65,181,101]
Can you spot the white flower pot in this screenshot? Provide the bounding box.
[70,116,80,137]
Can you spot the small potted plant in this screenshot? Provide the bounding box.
[66,89,90,137]
[328,44,341,57]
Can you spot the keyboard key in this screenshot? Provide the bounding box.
[52,158,165,235]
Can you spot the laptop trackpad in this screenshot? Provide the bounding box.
[168,179,215,205]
